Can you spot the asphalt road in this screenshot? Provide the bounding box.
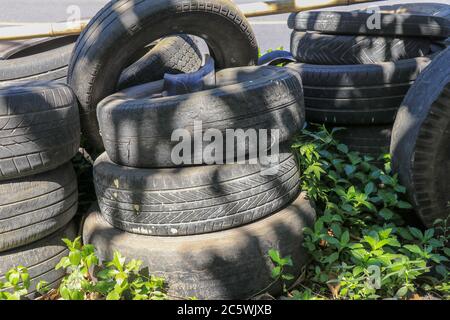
[1,0,448,51]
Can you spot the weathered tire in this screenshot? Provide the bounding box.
[0,82,80,180]
[287,56,434,125]
[94,150,300,236]
[0,221,77,300]
[291,31,431,65]
[68,0,259,152]
[332,125,392,158]
[0,36,77,84]
[83,193,315,300]
[117,35,202,90]
[391,47,450,227]
[0,163,78,252]
[0,34,201,91]
[98,66,305,167]
[288,10,450,38]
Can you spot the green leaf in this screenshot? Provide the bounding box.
[404,244,423,255]
[344,165,356,176]
[363,236,378,250]
[378,228,393,239]
[271,266,281,279]
[396,286,408,298]
[324,252,340,264]
[36,281,49,294]
[69,251,82,266]
[379,208,394,220]
[423,229,434,241]
[396,228,414,241]
[443,247,450,257]
[268,249,282,265]
[340,231,350,246]
[385,238,401,247]
[364,183,376,196]
[397,201,412,209]
[106,291,121,300]
[409,227,423,240]
[281,274,295,281]
[61,238,74,249]
[337,144,348,154]
[59,286,71,300]
[55,256,71,270]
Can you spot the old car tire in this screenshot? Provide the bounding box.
[94,151,300,236]
[0,82,80,180]
[391,47,450,227]
[0,163,78,252]
[98,66,305,167]
[68,0,259,152]
[0,221,77,299]
[117,35,202,90]
[0,36,77,84]
[291,31,431,65]
[288,10,450,38]
[287,56,434,124]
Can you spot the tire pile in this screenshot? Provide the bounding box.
[0,81,80,298]
[65,0,316,299]
[287,4,449,159]
[0,0,449,300]
[0,30,207,297]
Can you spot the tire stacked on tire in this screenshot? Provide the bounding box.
[67,0,316,299]
[84,66,316,300]
[0,81,81,297]
[287,4,450,159]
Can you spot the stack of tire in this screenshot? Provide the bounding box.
[0,33,201,298]
[287,4,450,159]
[67,0,316,299]
[0,80,80,298]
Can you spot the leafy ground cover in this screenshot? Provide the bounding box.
[271,125,449,300]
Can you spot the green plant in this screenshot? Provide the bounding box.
[273,124,450,300]
[268,249,295,293]
[56,237,168,300]
[0,266,30,300]
[0,237,169,301]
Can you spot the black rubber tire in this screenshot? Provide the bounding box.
[291,31,431,65]
[0,221,77,300]
[0,34,201,91]
[287,56,434,125]
[83,193,315,300]
[94,150,300,236]
[68,0,259,153]
[287,10,450,38]
[0,36,77,84]
[98,66,305,167]
[0,82,80,181]
[331,125,392,158]
[117,35,202,90]
[391,47,450,228]
[0,163,78,252]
